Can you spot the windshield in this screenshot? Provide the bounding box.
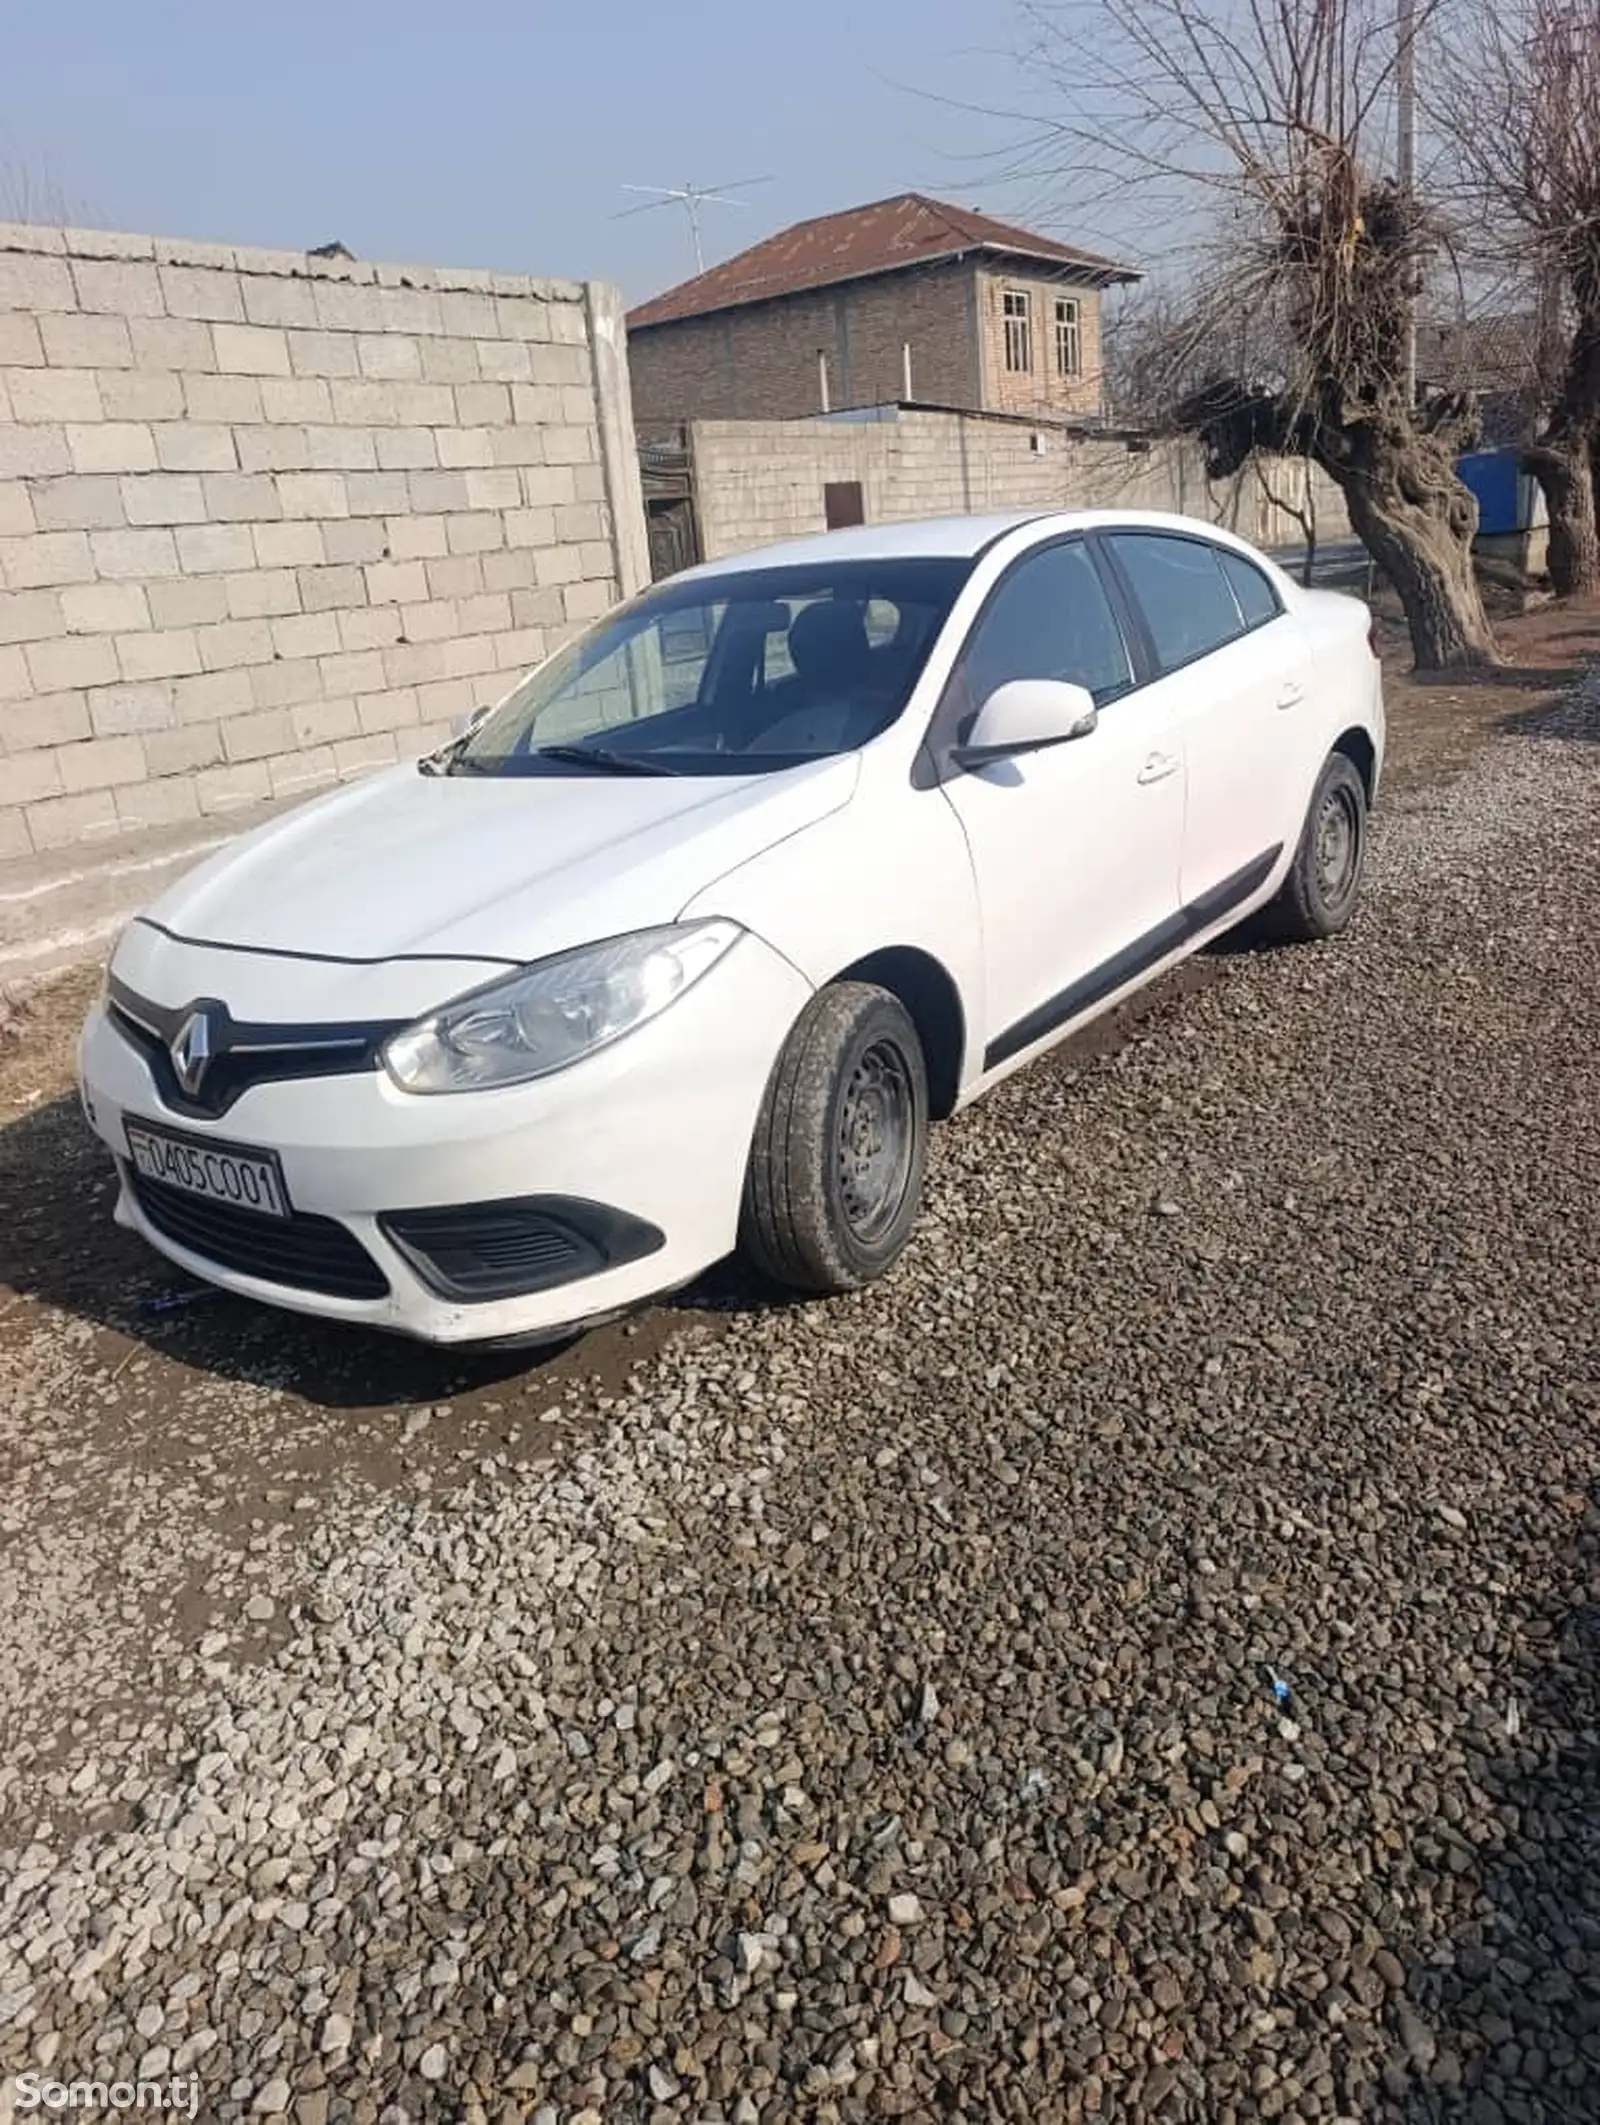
[450,556,971,778]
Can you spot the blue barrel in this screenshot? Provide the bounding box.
[1458,449,1522,535]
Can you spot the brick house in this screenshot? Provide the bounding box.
[626,193,1140,431]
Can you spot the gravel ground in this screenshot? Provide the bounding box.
[1,680,1598,2125]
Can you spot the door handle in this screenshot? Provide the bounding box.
[1137,752,1180,785]
[1277,682,1305,710]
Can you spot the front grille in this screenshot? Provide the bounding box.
[381,1196,664,1302]
[108,978,402,1121]
[129,1172,390,1301]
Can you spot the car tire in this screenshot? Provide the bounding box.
[740,982,929,1295]
[1260,752,1368,943]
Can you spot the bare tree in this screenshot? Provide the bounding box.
[1434,1,1600,595]
[1102,278,1295,432]
[1257,459,1320,584]
[1102,285,1220,426]
[1005,0,1499,668]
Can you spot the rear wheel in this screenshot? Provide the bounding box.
[740,983,929,1295]
[1261,752,1367,942]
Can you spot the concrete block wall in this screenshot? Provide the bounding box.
[688,410,1352,561]
[0,224,648,860]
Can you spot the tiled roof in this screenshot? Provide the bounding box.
[1418,314,1541,393]
[627,192,1140,330]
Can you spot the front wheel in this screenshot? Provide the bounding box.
[1260,752,1368,943]
[740,983,929,1295]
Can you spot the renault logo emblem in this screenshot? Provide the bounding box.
[171,1008,215,1096]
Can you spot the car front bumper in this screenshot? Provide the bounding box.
[77,934,813,1344]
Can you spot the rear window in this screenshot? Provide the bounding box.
[1106,532,1247,674]
[1219,549,1282,629]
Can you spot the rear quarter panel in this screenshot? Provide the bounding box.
[1291,585,1386,803]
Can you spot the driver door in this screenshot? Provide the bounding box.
[932,537,1186,1068]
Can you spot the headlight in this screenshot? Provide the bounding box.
[380,920,744,1093]
[97,923,129,1007]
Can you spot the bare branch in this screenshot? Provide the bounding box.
[992,0,1500,665]
[1431,0,1600,588]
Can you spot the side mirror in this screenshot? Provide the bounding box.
[452,702,495,742]
[952,679,1099,769]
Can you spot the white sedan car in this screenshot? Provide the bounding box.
[79,508,1383,1346]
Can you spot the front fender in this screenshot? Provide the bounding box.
[678,784,988,1093]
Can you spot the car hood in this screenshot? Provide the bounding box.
[143,756,861,966]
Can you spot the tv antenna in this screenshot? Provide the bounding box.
[615,176,773,273]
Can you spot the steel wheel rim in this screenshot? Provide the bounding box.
[1314,784,1361,908]
[836,1039,915,1242]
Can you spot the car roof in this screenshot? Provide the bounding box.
[673,508,1272,578]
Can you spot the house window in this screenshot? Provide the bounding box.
[1003,289,1033,373]
[1054,296,1082,378]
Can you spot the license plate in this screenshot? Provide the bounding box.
[125,1121,291,1220]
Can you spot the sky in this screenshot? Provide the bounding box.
[0,0,1121,308]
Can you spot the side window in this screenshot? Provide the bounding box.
[863,597,900,647]
[1106,532,1247,674]
[955,541,1133,715]
[1219,549,1282,629]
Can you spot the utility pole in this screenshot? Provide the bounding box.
[1532,11,1572,418]
[1398,0,1419,407]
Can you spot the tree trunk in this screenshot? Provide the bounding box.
[1329,431,1499,671]
[1528,281,1600,596]
[1179,384,1500,668]
[1526,439,1600,596]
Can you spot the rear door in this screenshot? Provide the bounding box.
[1099,530,1311,909]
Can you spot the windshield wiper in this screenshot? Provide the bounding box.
[418,733,497,777]
[417,734,468,776]
[534,744,683,777]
